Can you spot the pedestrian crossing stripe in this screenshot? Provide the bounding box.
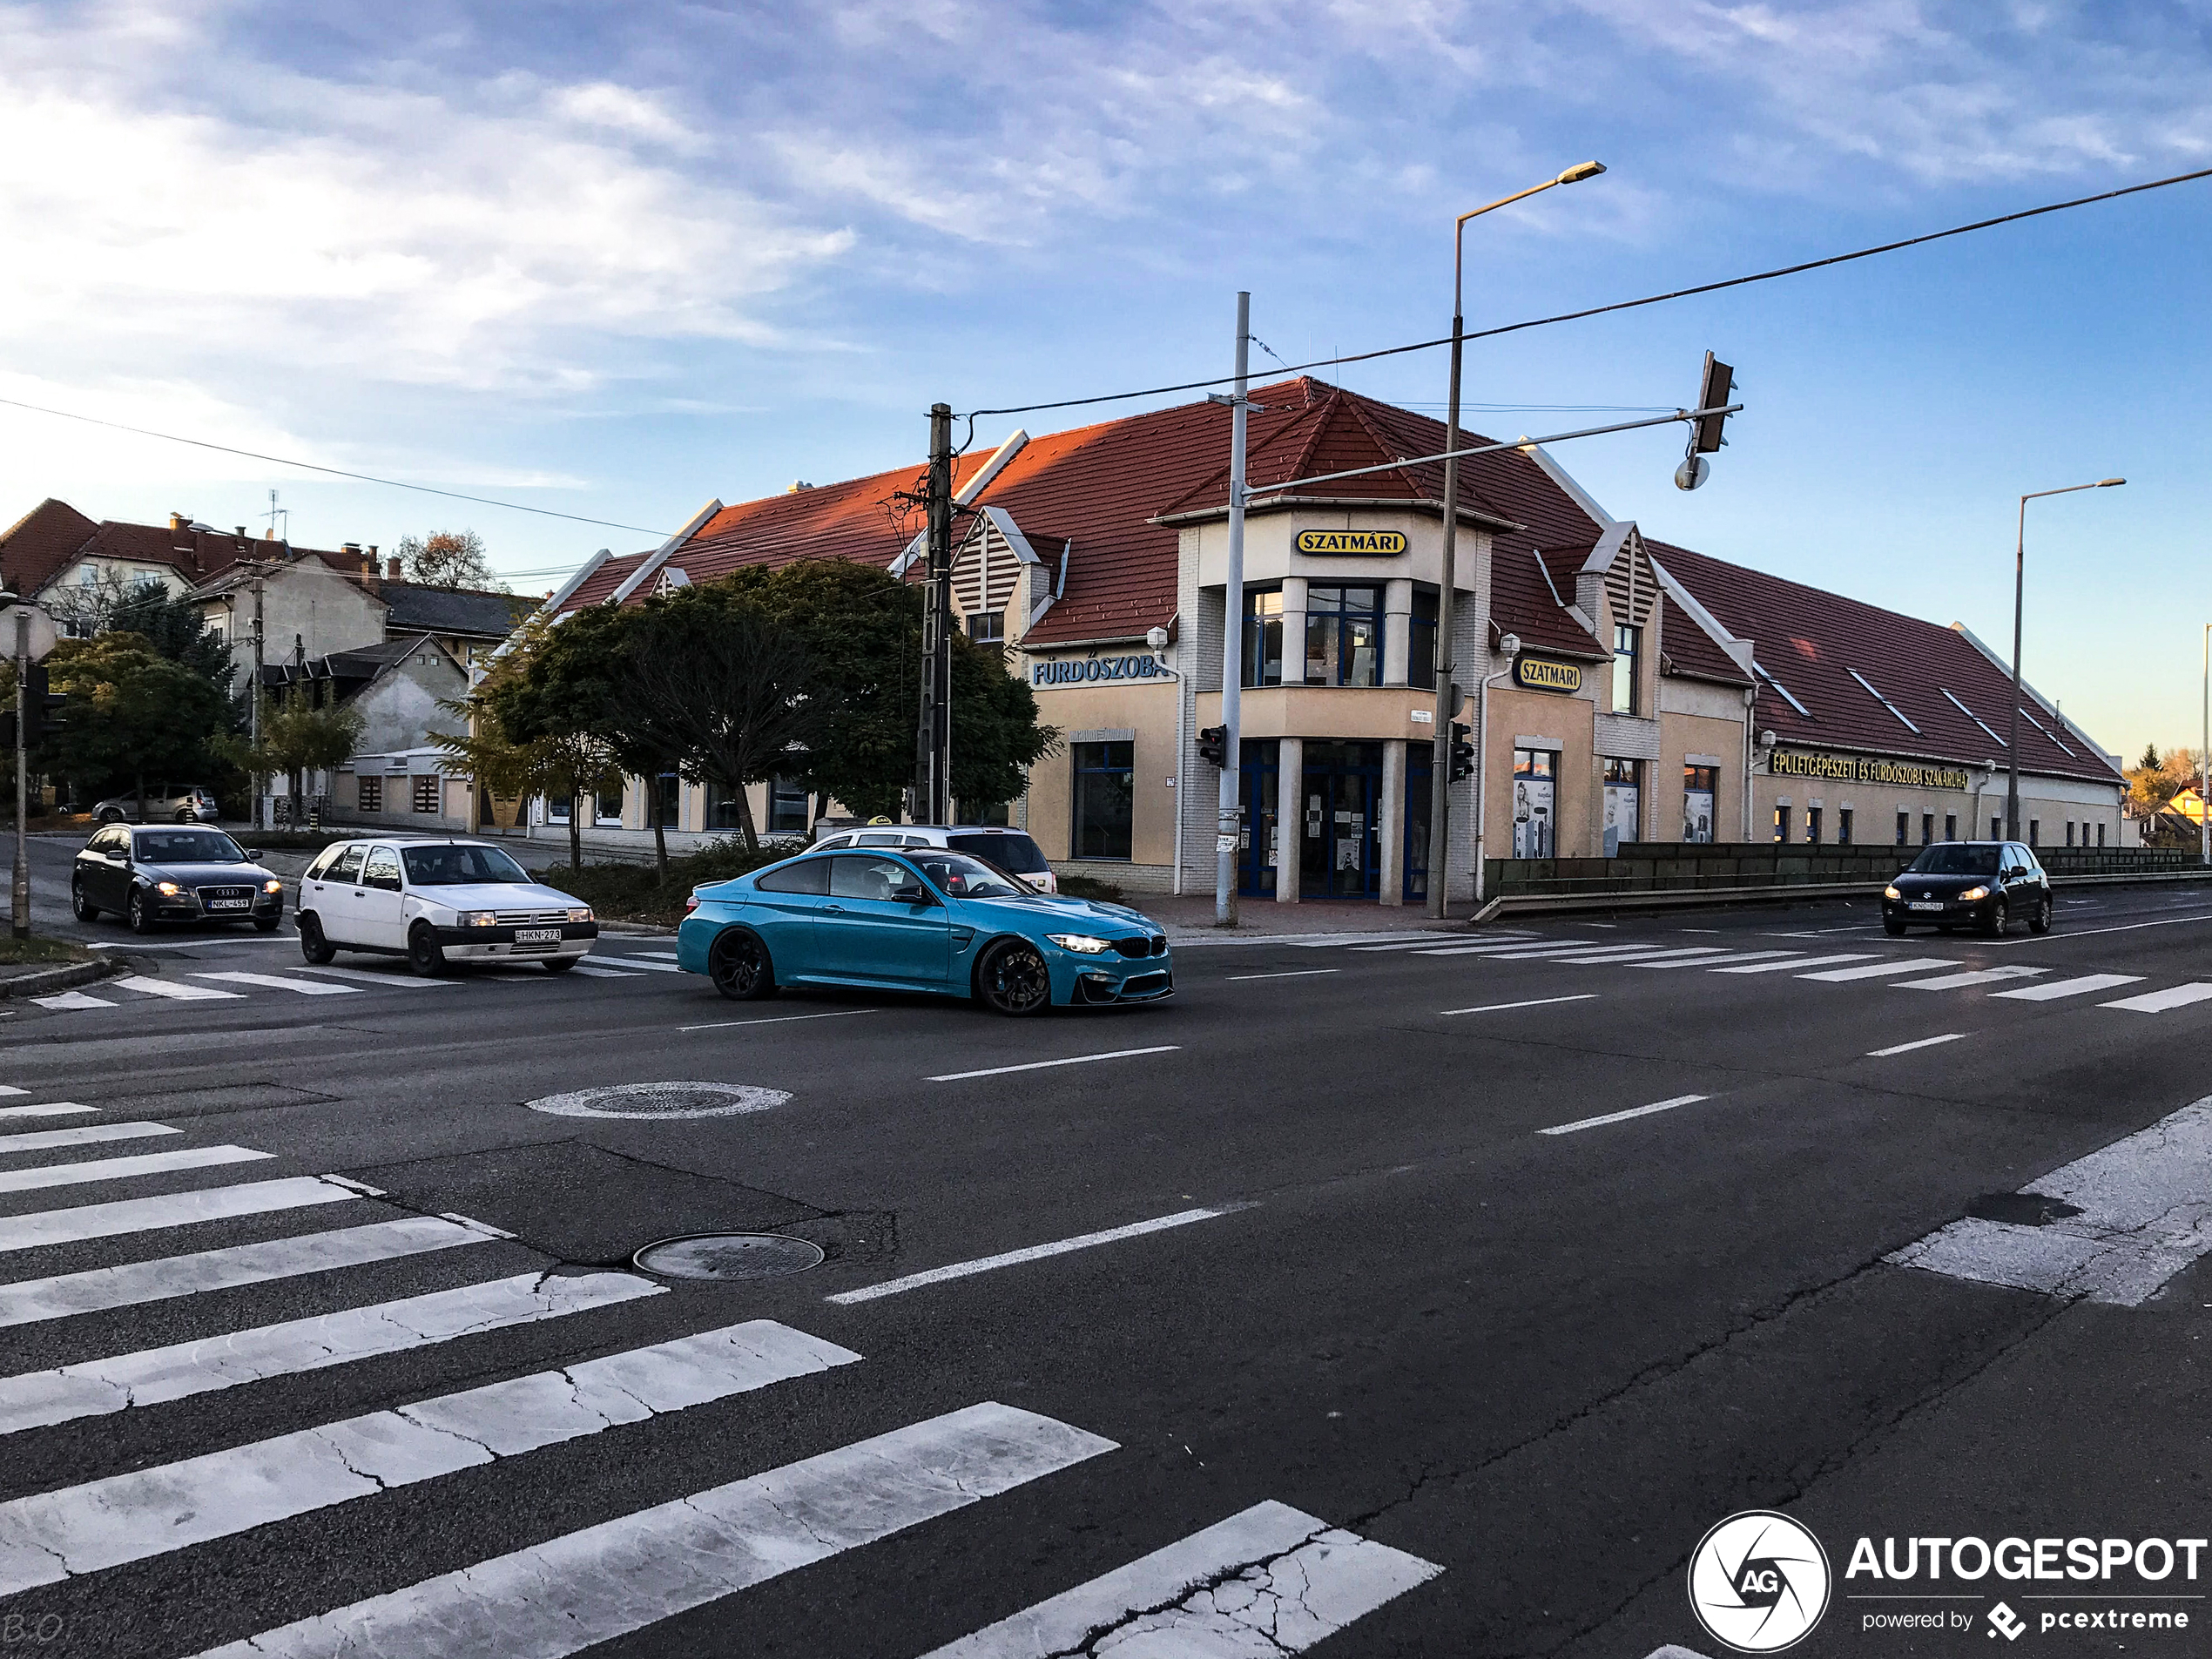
[0,1121,176,1156]
[0,1103,97,1119]
[110,974,239,1001]
[0,1143,271,1196]
[0,1175,364,1255]
[191,971,360,995]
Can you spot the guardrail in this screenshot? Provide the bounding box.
[1481,842,2209,902]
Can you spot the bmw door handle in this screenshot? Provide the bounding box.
[821,904,845,914]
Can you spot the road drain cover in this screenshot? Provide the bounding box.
[1965,1191,2084,1227]
[527,1082,791,1121]
[634,1233,826,1280]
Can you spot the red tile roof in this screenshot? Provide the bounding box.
[1651,540,2119,785]
[0,499,357,597]
[1657,592,1753,686]
[0,499,98,596]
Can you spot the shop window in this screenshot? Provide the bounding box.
[2065,820,2074,846]
[655,773,682,830]
[1602,759,1639,855]
[1511,749,1554,858]
[1612,624,1642,715]
[412,775,439,814]
[705,782,746,833]
[1072,741,1134,860]
[1990,815,2003,840]
[1805,806,1822,843]
[2097,822,2107,847]
[1305,586,1382,687]
[593,792,624,827]
[1408,589,1439,691]
[1945,813,1957,841]
[1838,807,1854,845]
[768,776,808,835]
[1895,811,1909,846]
[1773,804,1790,844]
[1683,765,1716,843]
[1242,587,1284,687]
[964,610,1005,645]
[1920,812,1934,846]
[358,775,382,813]
[2028,819,2040,846]
[547,794,572,825]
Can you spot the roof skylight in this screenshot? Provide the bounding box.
[1940,687,2006,748]
[1754,661,1811,718]
[1848,666,1921,735]
[2015,703,2077,758]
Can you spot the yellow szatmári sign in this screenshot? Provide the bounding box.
[1293,529,1408,556]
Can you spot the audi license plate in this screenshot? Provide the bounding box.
[207,899,250,910]
[1908,901,1944,912]
[514,927,562,945]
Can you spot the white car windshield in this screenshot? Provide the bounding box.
[401,845,530,886]
[134,830,245,864]
[907,851,1027,900]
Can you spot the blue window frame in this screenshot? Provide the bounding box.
[1242,587,1285,687]
[1408,588,1438,691]
[1304,586,1382,686]
[1071,741,1134,860]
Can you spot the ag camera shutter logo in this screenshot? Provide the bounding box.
[1688,1511,1831,1652]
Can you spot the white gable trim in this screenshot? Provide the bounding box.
[608,497,724,605]
[1516,442,1615,530]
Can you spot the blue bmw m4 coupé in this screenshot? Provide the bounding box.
[677,847,1173,1015]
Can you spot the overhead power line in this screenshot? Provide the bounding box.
[0,395,677,538]
[959,164,2212,422]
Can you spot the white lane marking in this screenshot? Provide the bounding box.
[566,963,642,978]
[1429,941,1658,960]
[183,1403,1114,1659]
[921,1498,1441,1659]
[827,1205,1243,1305]
[2101,982,2212,1014]
[0,1176,361,1256]
[2029,911,2212,941]
[30,992,114,1010]
[1562,947,1733,965]
[287,964,450,988]
[108,975,242,1001]
[1349,938,1510,953]
[0,1144,270,1196]
[1991,973,2143,1001]
[1889,1092,2212,1305]
[0,1122,178,1157]
[87,937,293,949]
[1893,966,2047,991]
[1710,953,1870,974]
[1439,995,1600,1016]
[0,1271,664,1435]
[1539,1095,1711,1136]
[1797,957,1957,982]
[603,957,685,973]
[0,1217,492,1329]
[0,1319,861,1595]
[618,950,681,961]
[1307,931,1476,949]
[1224,968,1340,981]
[1632,949,1804,969]
[0,1103,96,1119]
[0,1086,24,1095]
[679,1008,879,1034]
[928,1046,1179,1082]
[1868,1033,1969,1057]
[190,971,360,996]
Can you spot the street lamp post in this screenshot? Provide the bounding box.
[1426,160,1604,920]
[2006,478,2122,842]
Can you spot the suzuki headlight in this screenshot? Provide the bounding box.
[461,910,497,927]
[1959,885,1989,903]
[566,907,593,924]
[263,879,283,894]
[1047,933,1112,954]
[156,880,181,896]
[1882,885,1900,901]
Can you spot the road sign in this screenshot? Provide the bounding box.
[0,604,57,664]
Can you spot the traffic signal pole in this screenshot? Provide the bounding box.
[915,402,954,825]
[1214,293,1251,927]
[12,607,27,940]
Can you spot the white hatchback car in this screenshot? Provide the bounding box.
[295,839,597,975]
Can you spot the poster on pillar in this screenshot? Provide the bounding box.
[1513,750,1554,859]
[1602,759,1640,857]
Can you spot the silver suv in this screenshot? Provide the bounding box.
[808,824,1057,893]
[91,785,220,825]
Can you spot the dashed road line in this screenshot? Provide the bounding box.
[1224,968,1340,981]
[1797,957,1955,983]
[828,1207,1247,1305]
[678,1008,880,1034]
[191,972,360,996]
[2101,982,2212,1014]
[1991,973,2143,1001]
[1538,1094,1711,1136]
[927,1046,1179,1082]
[1439,995,1600,1016]
[1868,1033,1969,1057]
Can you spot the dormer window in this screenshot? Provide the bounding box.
[1612,624,1642,714]
[965,610,1005,644]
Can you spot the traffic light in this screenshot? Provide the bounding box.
[1693,351,1735,453]
[1449,722,1475,782]
[1197,725,1227,768]
[22,664,63,745]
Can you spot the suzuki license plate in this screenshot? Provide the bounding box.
[514,927,562,945]
[1908,901,1944,912]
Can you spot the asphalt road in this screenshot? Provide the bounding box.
[0,867,2208,1657]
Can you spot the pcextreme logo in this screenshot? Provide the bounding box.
[1688,1511,1832,1653]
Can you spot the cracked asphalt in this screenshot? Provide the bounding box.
[1,876,2208,1656]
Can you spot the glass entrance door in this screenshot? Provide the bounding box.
[1403,742,1432,903]
[1301,741,1382,899]
[1238,739,1279,897]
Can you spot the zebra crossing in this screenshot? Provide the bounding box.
[0,1089,1440,1655]
[23,948,690,1015]
[1312,933,2212,1018]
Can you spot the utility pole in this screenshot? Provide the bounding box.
[251,573,266,833]
[12,606,27,940]
[1213,293,1251,927]
[914,402,954,824]
[2201,622,2209,867]
[1426,287,1466,920]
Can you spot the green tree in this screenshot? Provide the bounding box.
[37,633,230,816]
[107,587,236,698]
[217,688,365,807]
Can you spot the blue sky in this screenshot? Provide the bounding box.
[3,0,2209,759]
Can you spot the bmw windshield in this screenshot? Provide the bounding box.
[909,851,1028,900]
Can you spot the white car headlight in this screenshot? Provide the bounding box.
[263,879,283,894]
[460,910,497,927]
[1047,933,1112,954]
[1882,885,1900,900]
[567,907,593,924]
[1959,886,1989,903]
[156,880,182,896]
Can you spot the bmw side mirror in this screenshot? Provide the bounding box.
[891,884,930,905]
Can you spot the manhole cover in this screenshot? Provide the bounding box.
[633,1233,826,1280]
[526,1082,791,1121]
[1965,1191,2084,1227]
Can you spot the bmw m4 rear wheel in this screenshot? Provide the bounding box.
[710,928,775,1001]
[976,939,1051,1015]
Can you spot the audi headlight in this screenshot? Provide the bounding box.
[156,880,181,896]
[1047,933,1112,954]
[263,879,283,894]
[567,907,593,924]
[1882,885,1900,901]
[460,910,497,927]
[1959,886,1989,903]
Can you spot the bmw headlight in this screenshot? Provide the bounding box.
[1047,933,1112,954]
[567,907,593,924]
[461,910,497,927]
[1959,886,1989,903]
[156,880,182,896]
[1882,885,1900,901]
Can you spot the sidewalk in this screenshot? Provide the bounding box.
[1127,892,1472,944]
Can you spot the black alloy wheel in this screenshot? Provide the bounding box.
[127,890,156,935]
[1883,915,1907,937]
[709,929,774,1001]
[1982,896,2009,939]
[976,938,1052,1016]
[71,882,98,923]
[2030,894,2054,935]
[299,914,336,965]
[407,924,449,978]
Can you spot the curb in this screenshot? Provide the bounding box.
[0,957,124,1000]
[1471,869,2212,921]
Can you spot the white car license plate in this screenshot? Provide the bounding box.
[1908,901,1944,912]
[207,899,250,910]
[514,927,562,945]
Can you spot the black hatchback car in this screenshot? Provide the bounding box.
[72,825,284,934]
[1883,840,2051,937]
